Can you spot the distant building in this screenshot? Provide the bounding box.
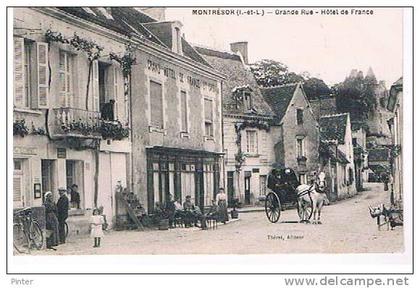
[387,77,403,204]
[319,113,357,200]
[195,43,275,206]
[262,83,320,185]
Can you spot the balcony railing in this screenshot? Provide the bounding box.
[50,107,101,139]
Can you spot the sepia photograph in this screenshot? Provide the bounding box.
[6,4,414,277]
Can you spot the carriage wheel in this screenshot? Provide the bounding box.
[265,192,281,223]
[297,196,314,221]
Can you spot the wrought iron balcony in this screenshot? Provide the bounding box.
[50,107,101,139]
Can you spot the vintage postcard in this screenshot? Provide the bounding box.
[6,5,414,277]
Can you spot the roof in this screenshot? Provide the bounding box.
[195,45,274,117]
[309,96,337,119]
[56,7,210,67]
[260,83,299,122]
[368,147,390,162]
[319,141,350,164]
[319,113,349,145]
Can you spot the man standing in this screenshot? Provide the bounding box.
[70,184,81,209]
[57,187,69,244]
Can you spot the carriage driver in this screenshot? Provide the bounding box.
[267,169,287,211]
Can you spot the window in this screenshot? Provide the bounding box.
[299,173,307,184]
[174,27,182,54]
[204,98,213,137]
[14,38,49,109]
[59,50,73,107]
[244,92,252,111]
[352,138,358,146]
[180,90,188,132]
[150,80,164,129]
[296,108,304,125]
[296,137,305,157]
[246,130,258,154]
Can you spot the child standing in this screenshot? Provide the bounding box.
[90,208,104,248]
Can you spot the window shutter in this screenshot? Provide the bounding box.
[14,37,24,107]
[150,81,163,128]
[37,42,49,108]
[13,176,22,202]
[204,99,213,122]
[113,66,120,119]
[92,60,99,111]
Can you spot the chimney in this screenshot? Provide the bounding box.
[230,41,248,64]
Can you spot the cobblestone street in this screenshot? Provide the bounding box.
[28,183,403,255]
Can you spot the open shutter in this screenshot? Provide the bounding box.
[92,60,99,112]
[13,176,23,207]
[113,66,120,119]
[14,37,24,107]
[37,42,49,108]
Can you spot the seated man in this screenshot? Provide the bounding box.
[192,205,207,229]
[206,200,219,219]
[182,196,195,227]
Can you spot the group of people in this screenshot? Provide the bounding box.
[43,187,69,249]
[43,185,104,249]
[154,188,229,230]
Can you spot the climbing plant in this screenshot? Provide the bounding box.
[109,43,137,78]
[45,30,103,110]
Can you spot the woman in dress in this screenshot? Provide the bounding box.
[43,191,59,249]
[215,188,229,224]
[90,208,104,248]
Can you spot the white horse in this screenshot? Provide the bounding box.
[296,172,328,224]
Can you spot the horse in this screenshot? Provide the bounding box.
[296,172,328,224]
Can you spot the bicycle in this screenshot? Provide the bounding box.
[13,208,44,253]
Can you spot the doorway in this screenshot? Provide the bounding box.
[244,172,251,205]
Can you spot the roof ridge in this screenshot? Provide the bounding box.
[193,43,237,55]
[320,112,349,118]
[260,82,301,89]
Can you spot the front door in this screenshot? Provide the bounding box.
[227,171,234,207]
[244,173,251,205]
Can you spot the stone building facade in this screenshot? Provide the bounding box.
[13,7,133,230]
[195,43,275,206]
[319,113,357,199]
[262,83,320,185]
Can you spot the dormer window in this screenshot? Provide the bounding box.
[82,8,96,16]
[244,91,252,111]
[97,8,114,20]
[172,23,183,55]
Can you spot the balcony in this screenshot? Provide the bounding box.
[50,107,101,139]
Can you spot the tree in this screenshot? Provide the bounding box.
[250,59,331,100]
[335,69,378,121]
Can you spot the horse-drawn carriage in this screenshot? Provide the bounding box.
[265,168,325,224]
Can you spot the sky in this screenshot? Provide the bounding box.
[165,8,403,88]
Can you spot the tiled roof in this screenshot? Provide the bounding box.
[56,7,210,67]
[195,46,274,117]
[309,96,337,119]
[368,147,390,162]
[319,141,350,164]
[319,113,349,145]
[260,84,298,122]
